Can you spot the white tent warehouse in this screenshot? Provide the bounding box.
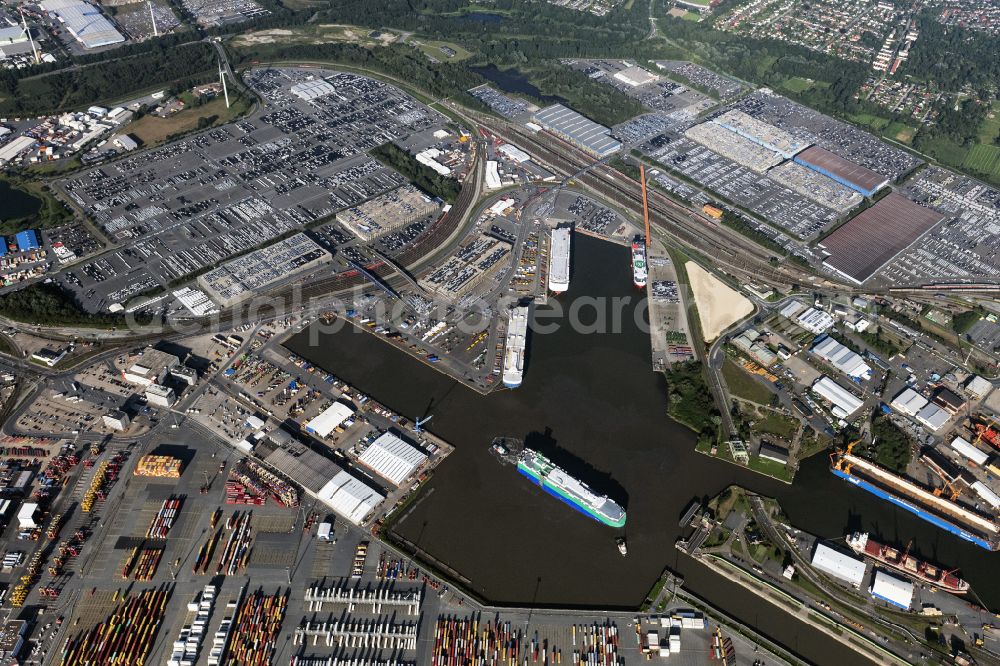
[811,336,872,380]
[357,432,428,487]
[812,376,864,418]
[304,402,355,439]
[810,543,865,588]
[317,471,384,525]
[870,571,913,609]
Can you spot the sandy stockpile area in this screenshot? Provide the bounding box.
[685,262,753,341]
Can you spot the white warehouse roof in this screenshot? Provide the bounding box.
[533,104,622,158]
[304,402,355,439]
[870,571,913,609]
[972,481,1000,509]
[0,135,36,165]
[812,376,864,418]
[498,143,531,163]
[317,471,384,525]
[290,79,336,101]
[357,432,428,486]
[890,387,928,417]
[811,543,865,588]
[951,436,989,466]
[965,375,993,399]
[779,300,805,319]
[40,0,124,49]
[812,336,871,380]
[915,403,949,431]
[613,65,659,87]
[796,307,835,334]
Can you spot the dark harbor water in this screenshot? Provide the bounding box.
[0,180,41,222]
[287,234,998,664]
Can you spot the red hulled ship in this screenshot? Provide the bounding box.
[846,532,969,594]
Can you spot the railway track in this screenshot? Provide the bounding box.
[273,147,484,304]
[472,116,830,289]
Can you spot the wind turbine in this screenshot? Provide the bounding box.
[18,8,39,65]
[218,60,230,109]
[148,0,158,37]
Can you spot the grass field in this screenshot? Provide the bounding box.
[126,97,245,147]
[921,135,970,167]
[231,24,402,49]
[978,102,1000,144]
[681,10,701,21]
[884,121,915,144]
[748,455,793,482]
[963,144,1000,180]
[412,39,473,62]
[24,157,82,176]
[756,412,799,439]
[782,77,815,93]
[722,357,773,404]
[846,112,890,131]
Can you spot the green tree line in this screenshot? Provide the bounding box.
[522,64,646,127]
[0,282,131,328]
[232,40,488,107]
[370,143,460,203]
[0,42,218,115]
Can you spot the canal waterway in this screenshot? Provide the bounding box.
[0,180,41,222]
[286,234,998,664]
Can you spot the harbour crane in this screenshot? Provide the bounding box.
[830,438,864,475]
[413,415,432,433]
[920,453,961,501]
[639,164,651,249]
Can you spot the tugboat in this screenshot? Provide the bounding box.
[490,437,522,464]
[616,537,628,556]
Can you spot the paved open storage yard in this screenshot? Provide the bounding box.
[54,67,450,312]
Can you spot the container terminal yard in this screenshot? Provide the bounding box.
[0,313,792,666]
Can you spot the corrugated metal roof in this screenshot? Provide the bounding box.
[0,26,26,41]
[972,481,1000,508]
[264,445,341,494]
[870,571,913,608]
[951,437,989,466]
[290,79,336,101]
[317,470,384,524]
[357,432,427,486]
[811,543,865,587]
[812,376,863,416]
[890,387,928,416]
[916,402,949,431]
[304,402,354,438]
[819,194,945,284]
[533,104,621,157]
[14,230,39,252]
[812,336,871,378]
[39,0,124,49]
[795,145,888,194]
